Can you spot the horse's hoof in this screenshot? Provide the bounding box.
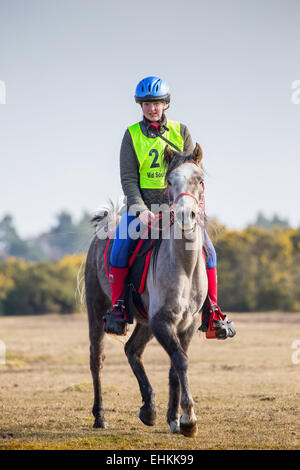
[139,405,156,426]
[93,418,109,429]
[169,420,180,434]
[180,421,198,437]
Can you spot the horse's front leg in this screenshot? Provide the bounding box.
[167,365,180,433]
[150,315,198,437]
[124,323,156,426]
[176,322,199,436]
[167,321,198,434]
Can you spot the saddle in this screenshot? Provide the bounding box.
[104,236,154,323]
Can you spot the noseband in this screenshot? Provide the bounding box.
[172,191,200,206]
[170,185,205,226]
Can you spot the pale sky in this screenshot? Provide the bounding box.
[0,0,299,237]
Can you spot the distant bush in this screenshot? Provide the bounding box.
[0,226,300,315]
[0,255,85,315]
[214,226,300,312]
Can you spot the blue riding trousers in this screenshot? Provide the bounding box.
[110,211,217,270]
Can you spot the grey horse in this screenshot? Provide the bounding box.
[84,143,207,437]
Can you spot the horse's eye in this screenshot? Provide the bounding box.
[167,180,172,186]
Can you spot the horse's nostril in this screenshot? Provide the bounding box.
[191,211,196,219]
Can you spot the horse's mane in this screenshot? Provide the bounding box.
[165,152,199,179]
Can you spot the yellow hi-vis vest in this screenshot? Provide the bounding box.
[128,120,184,189]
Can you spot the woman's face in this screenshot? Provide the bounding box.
[142,101,166,122]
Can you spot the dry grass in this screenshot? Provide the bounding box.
[0,312,300,450]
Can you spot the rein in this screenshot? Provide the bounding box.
[146,184,205,233]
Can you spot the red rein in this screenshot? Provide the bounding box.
[147,184,205,233]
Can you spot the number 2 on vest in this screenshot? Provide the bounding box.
[149,149,160,168]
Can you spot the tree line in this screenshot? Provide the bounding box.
[0,211,94,261]
[0,212,299,314]
[214,224,300,312]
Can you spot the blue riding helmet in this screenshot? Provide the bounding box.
[135,76,170,103]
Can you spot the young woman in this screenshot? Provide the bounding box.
[104,76,234,339]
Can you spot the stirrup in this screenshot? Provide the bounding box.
[213,313,236,340]
[199,300,236,340]
[103,301,128,336]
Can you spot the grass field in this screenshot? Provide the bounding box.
[0,312,299,450]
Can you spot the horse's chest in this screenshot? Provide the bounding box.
[171,296,200,330]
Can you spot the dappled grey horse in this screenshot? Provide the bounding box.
[84,144,207,437]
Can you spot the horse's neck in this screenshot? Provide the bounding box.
[168,225,203,275]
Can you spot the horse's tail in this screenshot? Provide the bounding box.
[91,198,123,239]
[75,254,87,312]
[75,198,124,312]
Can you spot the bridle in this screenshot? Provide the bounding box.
[170,185,205,228]
[171,185,205,210]
[147,168,205,233]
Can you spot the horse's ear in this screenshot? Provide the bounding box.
[164,145,174,165]
[193,143,203,165]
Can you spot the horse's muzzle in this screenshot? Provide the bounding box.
[174,206,197,233]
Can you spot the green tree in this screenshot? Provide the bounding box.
[250,211,290,230]
[0,215,46,261]
[1,257,81,315]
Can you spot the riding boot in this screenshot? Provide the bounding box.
[103,265,129,335]
[199,267,236,339]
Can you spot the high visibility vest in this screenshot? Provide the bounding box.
[128,120,184,189]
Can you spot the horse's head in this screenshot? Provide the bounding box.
[164,143,204,234]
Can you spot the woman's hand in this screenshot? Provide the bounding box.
[139,209,155,226]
